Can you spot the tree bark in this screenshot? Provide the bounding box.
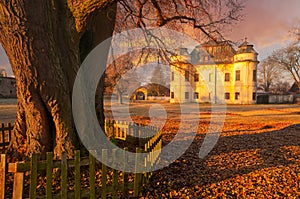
[0,0,116,159]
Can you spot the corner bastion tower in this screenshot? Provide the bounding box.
[170,40,259,104]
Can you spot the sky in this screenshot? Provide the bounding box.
[1,0,300,77]
[226,0,300,60]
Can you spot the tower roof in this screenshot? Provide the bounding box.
[237,40,257,54]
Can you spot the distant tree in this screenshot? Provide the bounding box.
[270,44,300,90]
[270,81,290,94]
[105,51,143,104]
[258,57,283,92]
[108,70,141,104]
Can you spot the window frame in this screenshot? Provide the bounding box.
[225,92,230,100]
[171,92,174,99]
[194,73,199,82]
[194,92,199,99]
[225,73,230,82]
[235,70,240,81]
[185,92,189,99]
[185,70,189,82]
[235,92,240,100]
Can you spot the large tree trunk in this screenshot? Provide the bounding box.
[0,0,116,159]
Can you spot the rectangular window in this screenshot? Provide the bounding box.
[253,92,256,100]
[235,92,240,100]
[171,92,174,99]
[235,70,240,81]
[185,70,189,82]
[253,70,257,82]
[194,74,199,82]
[194,92,199,99]
[171,72,174,81]
[225,73,230,82]
[185,92,189,99]
[225,92,230,100]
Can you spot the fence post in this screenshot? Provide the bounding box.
[29,153,38,199]
[74,151,81,199]
[0,154,6,199]
[133,148,142,197]
[134,124,139,146]
[89,151,96,199]
[128,123,133,137]
[1,124,4,144]
[46,152,53,199]
[61,153,68,199]
[10,163,24,199]
[112,149,118,199]
[101,149,108,199]
[123,148,128,197]
[112,120,116,139]
[124,121,128,139]
[104,119,107,136]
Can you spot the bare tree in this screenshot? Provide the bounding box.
[0,0,243,158]
[271,81,290,94]
[270,44,300,90]
[105,58,141,104]
[258,57,283,92]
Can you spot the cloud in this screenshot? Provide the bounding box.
[227,0,300,59]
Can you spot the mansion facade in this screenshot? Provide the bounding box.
[170,41,259,104]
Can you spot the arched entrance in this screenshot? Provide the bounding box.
[132,87,148,101]
[136,91,145,100]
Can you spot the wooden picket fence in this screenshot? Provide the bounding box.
[1,121,161,150]
[0,122,163,198]
[104,120,160,142]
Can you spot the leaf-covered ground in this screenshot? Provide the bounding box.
[1,102,300,198]
[129,103,300,198]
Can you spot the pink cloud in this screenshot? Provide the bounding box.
[227,0,300,59]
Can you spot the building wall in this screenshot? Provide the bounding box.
[0,77,17,98]
[170,42,258,104]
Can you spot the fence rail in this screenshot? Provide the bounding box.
[105,120,160,141]
[1,150,145,199]
[0,121,163,198]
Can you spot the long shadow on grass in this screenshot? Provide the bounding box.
[150,124,300,189]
